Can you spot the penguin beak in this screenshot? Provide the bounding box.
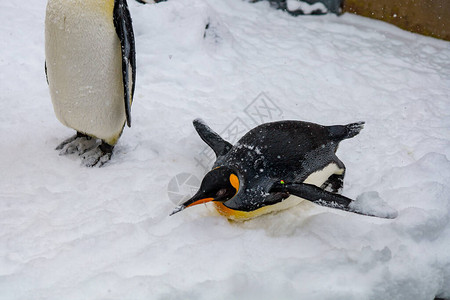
[169,191,214,216]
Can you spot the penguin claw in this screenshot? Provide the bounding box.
[80,144,113,168]
[58,143,78,155]
[80,149,101,167]
[55,134,78,150]
[80,151,111,167]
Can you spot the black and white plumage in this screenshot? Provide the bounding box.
[45,0,136,166]
[171,119,392,220]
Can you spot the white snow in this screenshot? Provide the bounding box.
[1,0,450,299]
[351,191,398,219]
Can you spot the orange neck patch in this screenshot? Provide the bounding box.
[229,174,239,192]
[213,202,272,221]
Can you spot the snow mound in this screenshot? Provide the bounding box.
[350,191,398,219]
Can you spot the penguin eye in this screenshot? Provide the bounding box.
[216,188,227,198]
[215,188,236,202]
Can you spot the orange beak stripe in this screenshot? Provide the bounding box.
[186,198,214,208]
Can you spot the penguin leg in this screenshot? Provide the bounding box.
[320,156,346,193]
[270,182,385,218]
[321,172,344,193]
[56,132,99,155]
[80,141,113,167]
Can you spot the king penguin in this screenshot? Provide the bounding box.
[45,0,136,166]
[171,119,392,220]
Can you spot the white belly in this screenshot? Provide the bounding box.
[45,0,125,145]
[303,162,343,186]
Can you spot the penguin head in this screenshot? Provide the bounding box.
[170,167,240,215]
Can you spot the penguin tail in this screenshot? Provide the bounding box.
[344,121,365,139]
[328,121,365,141]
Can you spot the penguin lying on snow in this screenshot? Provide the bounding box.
[45,0,136,167]
[171,119,394,220]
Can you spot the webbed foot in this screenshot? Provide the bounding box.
[56,132,114,167]
[80,142,113,167]
[56,132,99,155]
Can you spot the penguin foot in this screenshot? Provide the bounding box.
[80,142,113,167]
[57,133,99,156]
[56,132,89,151]
[321,173,344,194]
[56,132,113,167]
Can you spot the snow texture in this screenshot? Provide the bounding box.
[350,191,398,219]
[1,0,450,299]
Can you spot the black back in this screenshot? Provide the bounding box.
[194,120,363,211]
[218,121,341,179]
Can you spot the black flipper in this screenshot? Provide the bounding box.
[272,182,351,208]
[193,119,232,158]
[270,182,388,218]
[45,61,49,85]
[113,0,136,128]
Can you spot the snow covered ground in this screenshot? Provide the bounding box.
[1,0,450,299]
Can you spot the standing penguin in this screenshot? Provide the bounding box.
[45,0,136,166]
[171,119,393,220]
